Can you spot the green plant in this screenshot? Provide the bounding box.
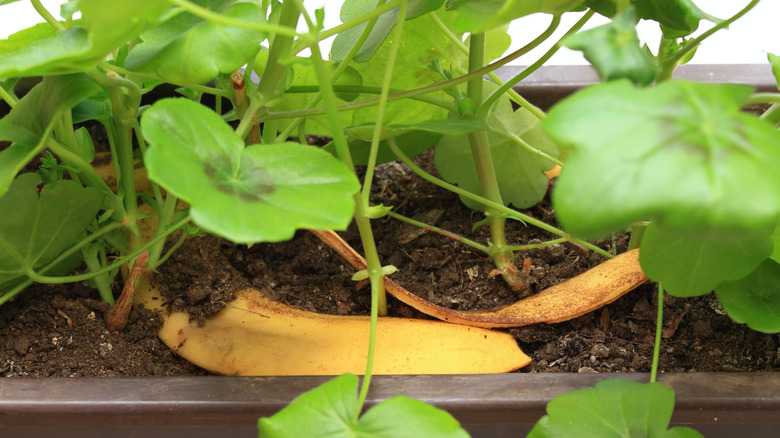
[1,0,779,436]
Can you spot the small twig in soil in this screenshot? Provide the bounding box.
[105,251,149,332]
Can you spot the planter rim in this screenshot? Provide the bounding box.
[2,372,778,437]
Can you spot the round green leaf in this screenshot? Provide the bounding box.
[715,258,780,333]
[528,378,703,438]
[546,80,780,240]
[142,98,359,243]
[640,223,773,297]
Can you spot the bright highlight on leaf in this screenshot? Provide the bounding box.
[257,374,469,438]
[141,98,360,243]
[528,379,703,438]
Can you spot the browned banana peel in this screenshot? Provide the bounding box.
[311,229,648,328]
[136,281,530,375]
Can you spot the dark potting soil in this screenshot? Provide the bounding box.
[1,151,778,377]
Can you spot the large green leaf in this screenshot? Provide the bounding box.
[257,374,469,438]
[125,1,267,84]
[639,223,773,297]
[715,258,780,334]
[545,80,780,240]
[0,173,104,291]
[528,378,702,438]
[142,98,360,243]
[446,0,586,33]
[769,53,780,90]
[331,0,445,63]
[587,0,708,38]
[0,28,92,77]
[0,74,101,197]
[435,82,558,210]
[78,0,172,56]
[562,7,658,85]
[0,22,56,56]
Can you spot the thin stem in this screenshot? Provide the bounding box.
[658,0,760,80]
[101,63,231,98]
[760,103,780,125]
[386,139,614,259]
[23,216,190,285]
[362,0,407,205]
[650,283,664,383]
[31,0,64,31]
[0,83,17,108]
[385,210,490,253]
[310,0,404,44]
[166,0,299,38]
[479,11,590,115]
[283,85,457,112]
[263,32,563,123]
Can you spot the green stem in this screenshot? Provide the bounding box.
[658,0,760,81]
[31,0,64,31]
[386,139,613,259]
[760,103,780,125]
[82,245,116,305]
[362,0,407,205]
[385,210,490,253]
[23,216,190,285]
[627,223,647,251]
[165,0,299,38]
[304,0,404,46]
[0,83,17,108]
[283,85,457,112]
[478,11,591,116]
[235,1,299,140]
[101,63,231,98]
[650,283,664,383]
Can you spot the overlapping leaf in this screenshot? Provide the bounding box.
[257,374,469,438]
[529,378,702,437]
[562,7,657,85]
[0,74,101,197]
[715,259,780,334]
[0,174,104,291]
[331,0,445,63]
[125,1,267,84]
[435,82,558,210]
[142,98,360,243]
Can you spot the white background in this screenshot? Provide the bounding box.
[1,0,778,65]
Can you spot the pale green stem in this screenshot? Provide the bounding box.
[386,139,614,259]
[651,283,664,383]
[362,0,408,205]
[166,0,299,37]
[31,0,64,30]
[0,84,17,108]
[385,210,490,253]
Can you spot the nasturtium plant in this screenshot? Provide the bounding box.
[0,173,104,290]
[545,79,780,240]
[715,259,780,334]
[562,7,658,85]
[141,98,360,243]
[528,379,703,438]
[257,374,469,438]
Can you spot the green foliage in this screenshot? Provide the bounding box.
[446,0,586,33]
[769,53,780,89]
[562,7,658,85]
[528,379,703,438]
[141,98,360,243]
[257,374,470,438]
[435,82,558,210]
[0,22,56,56]
[0,173,103,290]
[331,0,445,63]
[545,80,780,241]
[587,0,708,38]
[0,74,101,197]
[715,259,780,333]
[125,0,268,84]
[639,223,772,297]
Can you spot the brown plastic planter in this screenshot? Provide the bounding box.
[2,65,779,437]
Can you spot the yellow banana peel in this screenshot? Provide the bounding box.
[311,229,648,328]
[135,280,531,375]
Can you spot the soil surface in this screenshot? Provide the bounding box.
[3,150,777,377]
